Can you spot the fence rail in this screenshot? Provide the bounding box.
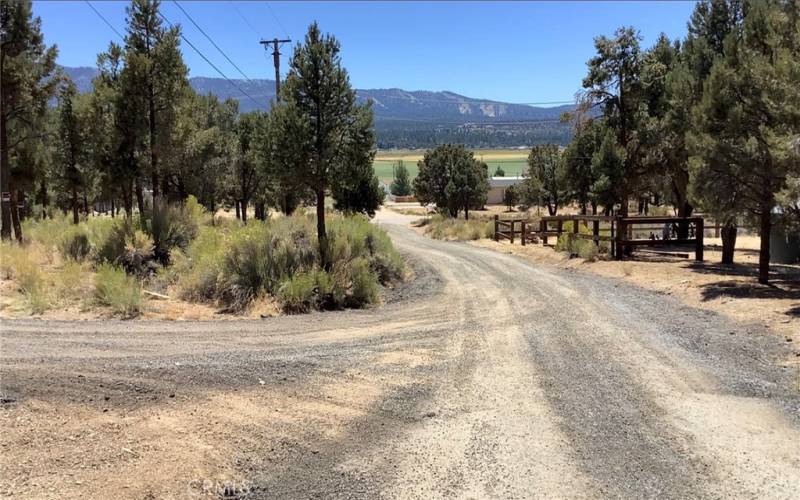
[494,214,705,261]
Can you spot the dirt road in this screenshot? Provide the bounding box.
[1,209,798,499]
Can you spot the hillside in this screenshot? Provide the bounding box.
[62,66,573,147]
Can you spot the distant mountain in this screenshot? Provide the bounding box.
[62,66,574,147]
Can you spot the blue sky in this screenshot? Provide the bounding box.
[33,1,696,104]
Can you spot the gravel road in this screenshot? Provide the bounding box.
[1,209,798,499]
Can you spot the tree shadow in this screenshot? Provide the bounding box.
[685,261,800,306]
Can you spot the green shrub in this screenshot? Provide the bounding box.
[98,221,156,276]
[58,225,92,261]
[148,201,199,264]
[347,257,378,306]
[278,270,320,313]
[94,263,142,317]
[175,227,226,301]
[577,240,600,262]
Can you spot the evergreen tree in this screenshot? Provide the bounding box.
[124,0,188,203]
[493,166,505,177]
[689,0,800,284]
[55,80,86,224]
[0,0,59,240]
[413,144,489,218]
[390,161,412,196]
[503,185,519,211]
[230,111,265,223]
[582,27,647,215]
[564,119,603,214]
[526,144,569,216]
[269,23,380,263]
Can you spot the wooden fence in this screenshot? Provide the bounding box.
[494,214,705,261]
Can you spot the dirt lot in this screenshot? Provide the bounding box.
[1,210,798,499]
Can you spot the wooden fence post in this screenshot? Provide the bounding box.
[593,220,600,247]
[541,219,548,245]
[521,220,526,246]
[494,215,499,242]
[510,219,515,244]
[695,218,704,261]
[615,217,625,260]
[573,219,579,235]
[556,220,563,239]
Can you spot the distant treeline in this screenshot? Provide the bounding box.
[374,121,573,149]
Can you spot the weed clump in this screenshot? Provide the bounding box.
[94,263,142,317]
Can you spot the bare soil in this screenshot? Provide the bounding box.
[1,209,798,499]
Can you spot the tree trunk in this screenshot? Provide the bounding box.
[591,201,597,215]
[464,204,469,221]
[135,177,145,225]
[0,106,11,241]
[111,197,116,218]
[676,201,694,240]
[618,190,629,217]
[720,223,737,265]
[10,189,22,242]
[40,180,49,219]
[83,190,89,216]
[316,188,328,268]
[235,200,240,220]
[241,198,248,224]
[149,84,159,202]
[758,208,771,285]
[71,186,79,224]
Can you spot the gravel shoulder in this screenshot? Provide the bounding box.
[1,209,798,499]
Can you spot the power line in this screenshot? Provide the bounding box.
[264,2,290,39]
[84,1,124,41]
[157,10,261,108]
[172,0,253,82]
[234,2,262,38]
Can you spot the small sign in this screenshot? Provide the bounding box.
[1,192,10,202]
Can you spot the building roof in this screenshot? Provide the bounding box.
[489,176,525,188]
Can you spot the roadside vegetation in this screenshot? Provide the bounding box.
[0,199,404,317]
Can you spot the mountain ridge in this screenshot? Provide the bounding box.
[61,66,573,123]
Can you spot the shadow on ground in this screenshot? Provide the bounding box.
[683,261,800,315]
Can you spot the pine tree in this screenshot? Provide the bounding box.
[390,161,412,196]
[269,23,380,263]
[582,27,647,216]
[0,0,59,241]
[527,144,569,216]
[124,0,188,203]
[55,80,85,224]
[689,1,800,284]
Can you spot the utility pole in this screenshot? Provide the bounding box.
[259,38,291,102]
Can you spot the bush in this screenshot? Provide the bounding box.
[348,257,378,306]
[577,240,600,262]
[58,225,92,261]
[98,221,156,276]
[94,263,142,317]
[0,242,49,313]
[148,201,199,264]
[174,227,226,301]
[278,270,322,313]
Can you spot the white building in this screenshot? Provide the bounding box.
[487,176,525,204]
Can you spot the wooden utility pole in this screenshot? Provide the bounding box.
[259,38,291,102]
